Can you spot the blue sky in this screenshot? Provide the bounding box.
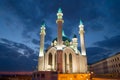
[0,0,120,71]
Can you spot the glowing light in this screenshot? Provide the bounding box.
[79,20,84,28]
[80,20,83,25]
[58,8,62,13]
[56,45,63,50]
[58,74,90,80]
[42,22,45,27]
[62,30,66,36]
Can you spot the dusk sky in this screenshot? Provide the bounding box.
[0,0,120,71]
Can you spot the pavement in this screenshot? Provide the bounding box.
[92,78,120,80]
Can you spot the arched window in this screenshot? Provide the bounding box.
[69,53,72,73]
[64,53,67,72]
[55,53,57,69]
[48,53,52,65]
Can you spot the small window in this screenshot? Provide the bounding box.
[117,57,119,60]
[48,53,52,65]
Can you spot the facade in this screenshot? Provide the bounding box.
[33,8,89,80]
[90,52,120,74]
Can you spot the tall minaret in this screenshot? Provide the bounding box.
[56,8,64,50]
[79,20,87,73]
[79,20,86,55]
[38,23,46,71]
[56,8,64,73]
[39,23,46,57]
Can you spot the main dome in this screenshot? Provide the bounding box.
[51,36,71,46]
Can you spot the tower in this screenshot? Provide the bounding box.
[56,8,64,73]
[79,20,87,73]
[79,20,86,55]
[56,8,64,50]
[38,23,46,71]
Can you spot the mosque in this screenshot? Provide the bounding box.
[33,8,90,80]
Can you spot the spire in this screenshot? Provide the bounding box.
[73,34,77,38]
[79,19,84,28]
[56,8,64,22]
[58,8,62,13]
[41,21,45,28]
[80,20,83,25]
[40,21,46,35]
[79,20,86,56]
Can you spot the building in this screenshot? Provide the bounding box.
[33,8,90,80]
[0,72,32,80]
[90,52,120,74]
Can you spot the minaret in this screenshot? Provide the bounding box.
[79,20,87,73]
[56,8,64,50]
[39,23,46,57]
[38,23,46,71]
[56,8,64,73]
[79,20,86,55]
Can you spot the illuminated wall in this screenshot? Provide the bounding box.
[58,73,90,80]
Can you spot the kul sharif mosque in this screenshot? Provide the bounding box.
[33,8,89,80]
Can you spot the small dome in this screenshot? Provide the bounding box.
[52,36,71,42]
[73,34,77,38]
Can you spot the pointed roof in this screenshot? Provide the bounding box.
[73,34,77,38]
[80,20,83,25]
[41,21,45,27]
[58,8,62,13]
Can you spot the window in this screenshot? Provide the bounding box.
[117,57,119,60]
[119,63,120,67]
[69,53,72,73]
[48,53,52,65]
[55,53,57,69]
[64,53,67,72]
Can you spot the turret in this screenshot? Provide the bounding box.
[79,20,86,55]
[39,23,46,57]
[38,22,46,71]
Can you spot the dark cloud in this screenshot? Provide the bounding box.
[86,47,110,64]
[45,43,50,50]
[32,39,39,45]
[0,38,38,71]
[108,0,120,23]
[86,21,104,32]
[94,35,120,49]
[45,26,53,42]
[89,35,120,63]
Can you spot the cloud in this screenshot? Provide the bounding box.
[0,38,38,71]
[45,26,53,42]
[94,35,120,49]
[86,47,110,64]
[88,35,120,64]
[45,43,50,50]
[32,39,40,45]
